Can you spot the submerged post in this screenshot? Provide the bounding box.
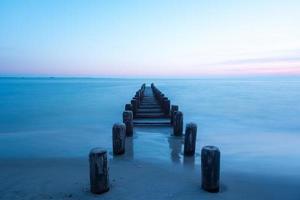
[89,148,110,194]
[170,105,179,125]
[123,111,133,137]
[173,111,183,136]
[112,123,126,155]
[201,146,220,193]
[184,123,197,156]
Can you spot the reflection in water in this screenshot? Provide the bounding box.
[112,137,134,161]
[183,155,195,169]
[125,137,134,160]
[168,136,183,164]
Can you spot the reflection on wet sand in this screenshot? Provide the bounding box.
[125,137,134,160]
[183,155,195,169]
[168,136,183,164]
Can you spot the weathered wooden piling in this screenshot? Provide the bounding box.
[112,123,126,155]
[123,111,133,136]
[89,148,110,194]
[125,103,133,111]
[131,99,137,117]
[173,111,183,136]
[201,146,220,192]
[133,83,175,126]
[135,91,141,103]
[184,123,197,156]
[163,98,170,115]
[170,105,179,125]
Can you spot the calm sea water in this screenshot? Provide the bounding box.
[0,77,300,174]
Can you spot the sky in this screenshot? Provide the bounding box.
[0,0,300,77]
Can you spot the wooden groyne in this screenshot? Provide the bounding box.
[126,83,173,126]
[89,83,221,195]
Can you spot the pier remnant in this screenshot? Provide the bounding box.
[170,105,178,125]
[131,83,173,126]
[89,148,110,194]
[125,103,133,111]
[131,99,138,117]
[173,111,183,136]
[201,146,220,192]
[112,123,126,155]
[123,111,133,136]
[163,98,170,115]
[184,123,197,156]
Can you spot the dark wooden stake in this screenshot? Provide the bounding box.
[201,146,220,193]
[123,111,133,137]
[125,103,133,111]
[173,111,183,136]
[131,99,137,117]
[112,123,126,155]
[171,105,178,125]
[89,148,110,194]
[184,123,197,156]
[163,99,170,116]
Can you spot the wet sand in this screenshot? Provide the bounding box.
[0,156,299,200]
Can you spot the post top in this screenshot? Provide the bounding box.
[171,105,179,109]
[89,148,107,155]
[187,122,197,129]
[123,110,133,114]
[202,145,220,152]
[113,122,125,127]
[176,111,183,115]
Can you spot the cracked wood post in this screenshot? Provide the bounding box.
[201,146,220,193]
[123,111,133,137]
[89,148,110,194]
[171,105,179,125]
[184,123,197,156]
[173,111,183,136]
[112,123,126,155]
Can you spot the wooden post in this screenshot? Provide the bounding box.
[125,103,133,111]
[112,123,126,155]
[133,96,139,107]
[201,146,220,193]
[123,111,133,137]
[173,111,183,136]
[163,99,170,115]
[171,105,179,125]
[135,91,141,103]
[184,123,197,156]
[131,99,137,117]
[89,148,110,194]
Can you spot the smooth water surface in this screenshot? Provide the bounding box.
[0,77,300,177]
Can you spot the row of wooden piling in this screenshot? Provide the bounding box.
[127,84,146,118]
[88,83,221,195]
[151,83,170,115]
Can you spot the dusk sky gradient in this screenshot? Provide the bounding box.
[0,0,300,77]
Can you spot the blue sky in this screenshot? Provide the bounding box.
[0,0,300,77]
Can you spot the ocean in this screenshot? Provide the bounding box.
[0,77,300,176]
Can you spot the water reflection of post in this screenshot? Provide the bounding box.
[125,137,134,160]
[168,136,183,164]
[183,155,195,169]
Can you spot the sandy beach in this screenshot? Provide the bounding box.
[1,155,299,200]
